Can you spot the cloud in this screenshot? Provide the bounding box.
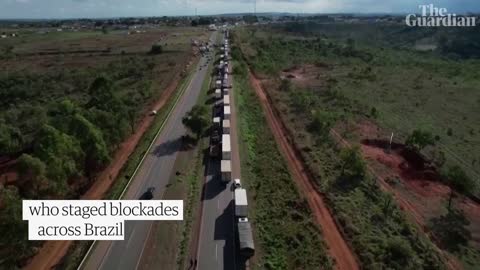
[0,0,479,19]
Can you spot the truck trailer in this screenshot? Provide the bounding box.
[223,105,231,120]
[214,89,221,99]
[221,159,231,183]
[222,119,230,134]
[237,219,255,258]
[234,188,248,217]
[222,134,231,160]
[223,94,230,106]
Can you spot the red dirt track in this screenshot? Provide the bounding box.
[249,72,359,270]
[23,70,185,270]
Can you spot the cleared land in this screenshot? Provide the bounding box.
[233,23,480,270]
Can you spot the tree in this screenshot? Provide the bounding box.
[405,129,435,151]
[445,165,476,210]
[150,44,163,55]
[307,110,335,138]
[87,76,125,113]
[0,122,23,155]
[0,186,35,267]
[345,38,356,56]
[69,114,110,179]
[279,79,292,92]
[182,105,209,140]
[34,125,84,195]
[340,146,366,181]
[430,209,471,252]
[385,237,415,268]
[17,154,47,198]
[88,108,129,150]
[101,25,108,34]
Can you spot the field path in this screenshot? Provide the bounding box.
[248,72,359,270]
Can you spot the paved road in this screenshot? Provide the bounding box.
[197,38,244,270]
[82,31,217,270]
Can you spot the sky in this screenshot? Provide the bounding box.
[0,0,479,19]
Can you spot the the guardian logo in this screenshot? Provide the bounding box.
[406,4,476,27]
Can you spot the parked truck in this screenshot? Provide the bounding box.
[223,94,230,106]
[222,119,230,134]
[222,134,231,160]
[223,105,231,120]
[234,188,248,217]
[214,89,222,99]
[237,218,255,258]
[221,159,231,183]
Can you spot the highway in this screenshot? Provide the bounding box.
[81,31,217,270]
[197,41,245,270]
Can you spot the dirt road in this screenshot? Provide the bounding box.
[248,72,359,270]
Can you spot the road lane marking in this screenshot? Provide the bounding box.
[76,38,208,270]
[134,222,154,270]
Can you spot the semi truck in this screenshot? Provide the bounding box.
[223,94,230,106]
[222,119,230,134]
[220,159,231,183]
[222,134,231,160]
[237,218,255,258]
[223,105,231,120]
[214,89,221,99]
[234,188,248,217]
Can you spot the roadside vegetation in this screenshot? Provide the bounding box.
[0,28,202,268]
[232,23,480,269]
[232,58,333,269]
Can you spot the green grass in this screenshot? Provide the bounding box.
[233,28,455,270]
[234,27,480,188]
[232,59,333,270]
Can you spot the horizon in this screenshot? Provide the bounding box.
[1,0,480,20]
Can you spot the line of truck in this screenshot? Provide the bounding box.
[208,30,255,259]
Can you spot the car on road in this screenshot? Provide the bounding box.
[239,217,248,223]
[234,178,241,189]
[139,187,155,200]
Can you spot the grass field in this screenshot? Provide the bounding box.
[232,59,333,270]
[231,24,480,269]
[234,26,480,192]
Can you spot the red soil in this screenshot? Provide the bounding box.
[331,119,480,270]
[23,66,186,270]
[249,72,359,270]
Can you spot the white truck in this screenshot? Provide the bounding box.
[234,188,248,217]
[222,134,231,160]
[223,94,230,106]
[222,119,230,134]
[223,105,231,120]
[220,159,231,183]
[215,89,222,99]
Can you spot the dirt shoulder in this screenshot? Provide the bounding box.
[248,71,359,270]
